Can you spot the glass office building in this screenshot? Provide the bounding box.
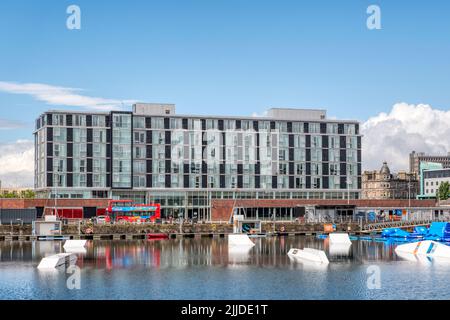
[35,104,362,220]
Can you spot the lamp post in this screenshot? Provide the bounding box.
[347,178,351,205]
[53,173,58,217]
[408,175,411,221]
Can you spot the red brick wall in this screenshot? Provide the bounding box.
[0,198,439,221]
[0,199,110,209]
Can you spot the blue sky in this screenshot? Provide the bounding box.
[1,1,450,186]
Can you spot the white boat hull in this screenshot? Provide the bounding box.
[395,240,450,259]
[288,248,329,264]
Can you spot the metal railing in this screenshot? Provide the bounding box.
[361,217,450,232]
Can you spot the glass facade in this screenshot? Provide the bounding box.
[34,107,362,219]
[112,113,132,188]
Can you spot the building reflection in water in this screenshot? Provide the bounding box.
[0,237,445,271]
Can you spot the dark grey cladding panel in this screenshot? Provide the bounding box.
[323,176,329,189]
[145,117,152,129]
[47,173,53,187]
[47,127,53,142]
[86,115,92,127]
[272,176,277,189]
[0,209,37,224]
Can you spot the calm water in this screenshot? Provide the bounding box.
[0,237,449,300]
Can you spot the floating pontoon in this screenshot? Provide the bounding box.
[228,234,255,247]
[63,240,87,249]
[329,233,352,245]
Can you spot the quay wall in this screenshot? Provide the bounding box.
[0,221,358,236]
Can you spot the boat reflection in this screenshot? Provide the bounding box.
[329,243,352,257]
[287,255,329,271]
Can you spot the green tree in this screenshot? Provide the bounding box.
[437,182,450,201]
[20,189,36,199]
[0,190,35,199]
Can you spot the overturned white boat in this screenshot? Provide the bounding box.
[228,234,255,247]
[288,248,329,264]
[37,253,77,269]
[395,240,450,259]
[329,233,352,245]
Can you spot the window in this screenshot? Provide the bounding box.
[133,176,146,188]
[134,146,145,159]
[80,144,87,157]
[93,129,106,143]
[330,164,339,176]
[79,160,86,173]
[279,149,287,161]
[93,159,102,173]
[53,114,64,126]
[296,163,305,175]
[53,173,65,187]
[134,132,145,144]
[134,117,145,129]
[295,177,305,188]
[53,159,64,172]
[312,136,321,148]
[195,176,201,188]
[327,123,338,134]
[133,161,146,174]
[311,163,320,175]
[313,177,320,189]
[309,123,320,133]
[230,176,237,188]
[74,115,86,126]
[92,115,105,127]
[278,163,287,175]
[54,144,65,157]
[208,176,215,188]
[79,174,86,187]
[206,119,217,130]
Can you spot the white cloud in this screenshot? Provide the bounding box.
[362,103,450,172]
[0,118,26,129]
[0,140,34,188]
[251,110,268,117]
[0,81,136,111]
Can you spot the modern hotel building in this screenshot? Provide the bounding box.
[34,104,362,220]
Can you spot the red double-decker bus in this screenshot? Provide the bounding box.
[106,200,161,223]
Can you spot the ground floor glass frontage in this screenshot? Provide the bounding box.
[111,189,360,221]
[36,188,360,221]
